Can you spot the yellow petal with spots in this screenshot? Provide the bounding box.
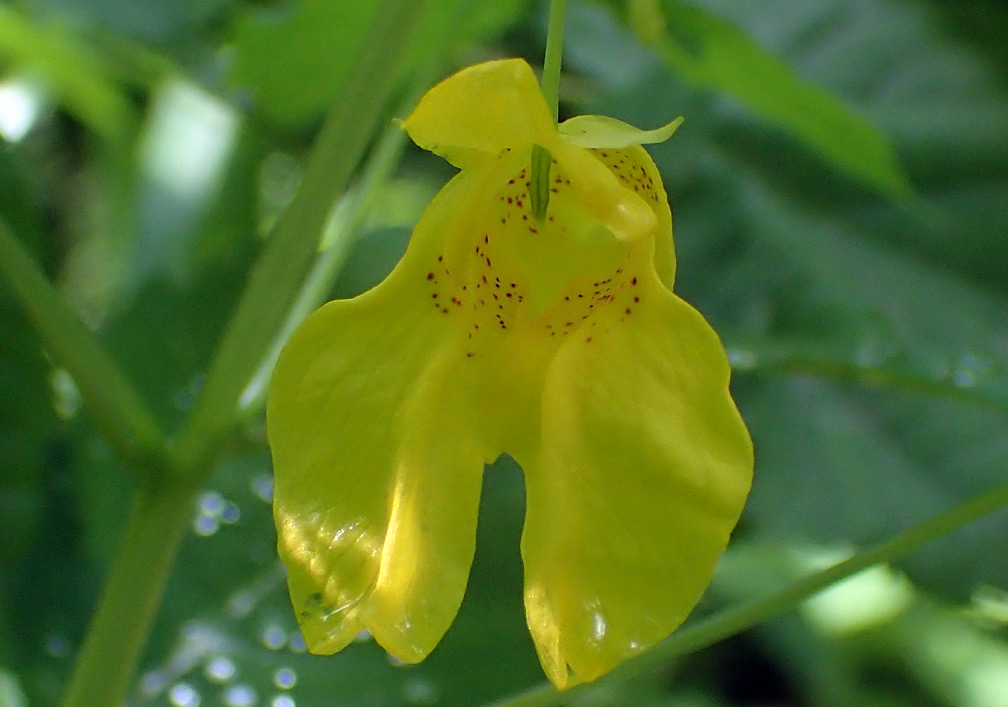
[520,268,753,687]
[268,57,752,689]
[267,169,500,662]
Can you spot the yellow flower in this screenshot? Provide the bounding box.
[266,59,753,688]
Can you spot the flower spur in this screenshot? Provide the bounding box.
[266,58,753,688]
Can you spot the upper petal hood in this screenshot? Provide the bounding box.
[403,58,557,169]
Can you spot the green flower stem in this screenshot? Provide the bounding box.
[730,343,1008,417]
[540,0,566,121]
[489,477,1008,706]
[50,5,430,707]
[172,0,430,476]
[530,0,567,220]
[61,483,196,707]
[0,217,167,480]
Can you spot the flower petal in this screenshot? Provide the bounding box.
[552,143,657,244]
[563,144,677,289]
[559,115,684,149]
[519,275,753,687]
[403,58,556,169]
[267,172,499,663]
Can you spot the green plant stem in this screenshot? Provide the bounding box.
[172,0,430,476]
[530,0,567,221]
[0,217,167,479]
[52,5,430,707]
[730,342,1008,417]
[489,477,1008,706]
[61,482,196,707]
[540,0,566,121]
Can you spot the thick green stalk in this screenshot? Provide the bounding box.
[0,217,166,479]
[173,0,430,476]
[237,83,425,417]
[540,0,567,121]
[61,482,196,707]
[530,0,567,220]
[54,4,430,706]
[489,477,1008,706]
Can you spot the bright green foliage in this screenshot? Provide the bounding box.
[267,59,752,687]
[654,0,913,197]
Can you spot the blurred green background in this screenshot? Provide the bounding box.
[1,0,1007,705]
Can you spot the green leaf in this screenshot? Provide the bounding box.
[175,0,432,475]
[0,298,51,561]
[579,0,1008,601]
[691,0,1008,294]
[0,219,166,477]
[713,190,1008,597]
[653,0,912,198]
[229,0,529,128]
[229,0,383,127]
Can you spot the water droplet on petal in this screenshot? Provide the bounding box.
[592,611,607,641]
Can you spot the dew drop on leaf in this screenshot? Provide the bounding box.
[223,684,257,707]
[287,630,306,653]
[140,669,169,697]
[169,682,201,707]
[403,677,439,705]
[260,624,287,650]
[272,667,296,690]
[205,655,236,683]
